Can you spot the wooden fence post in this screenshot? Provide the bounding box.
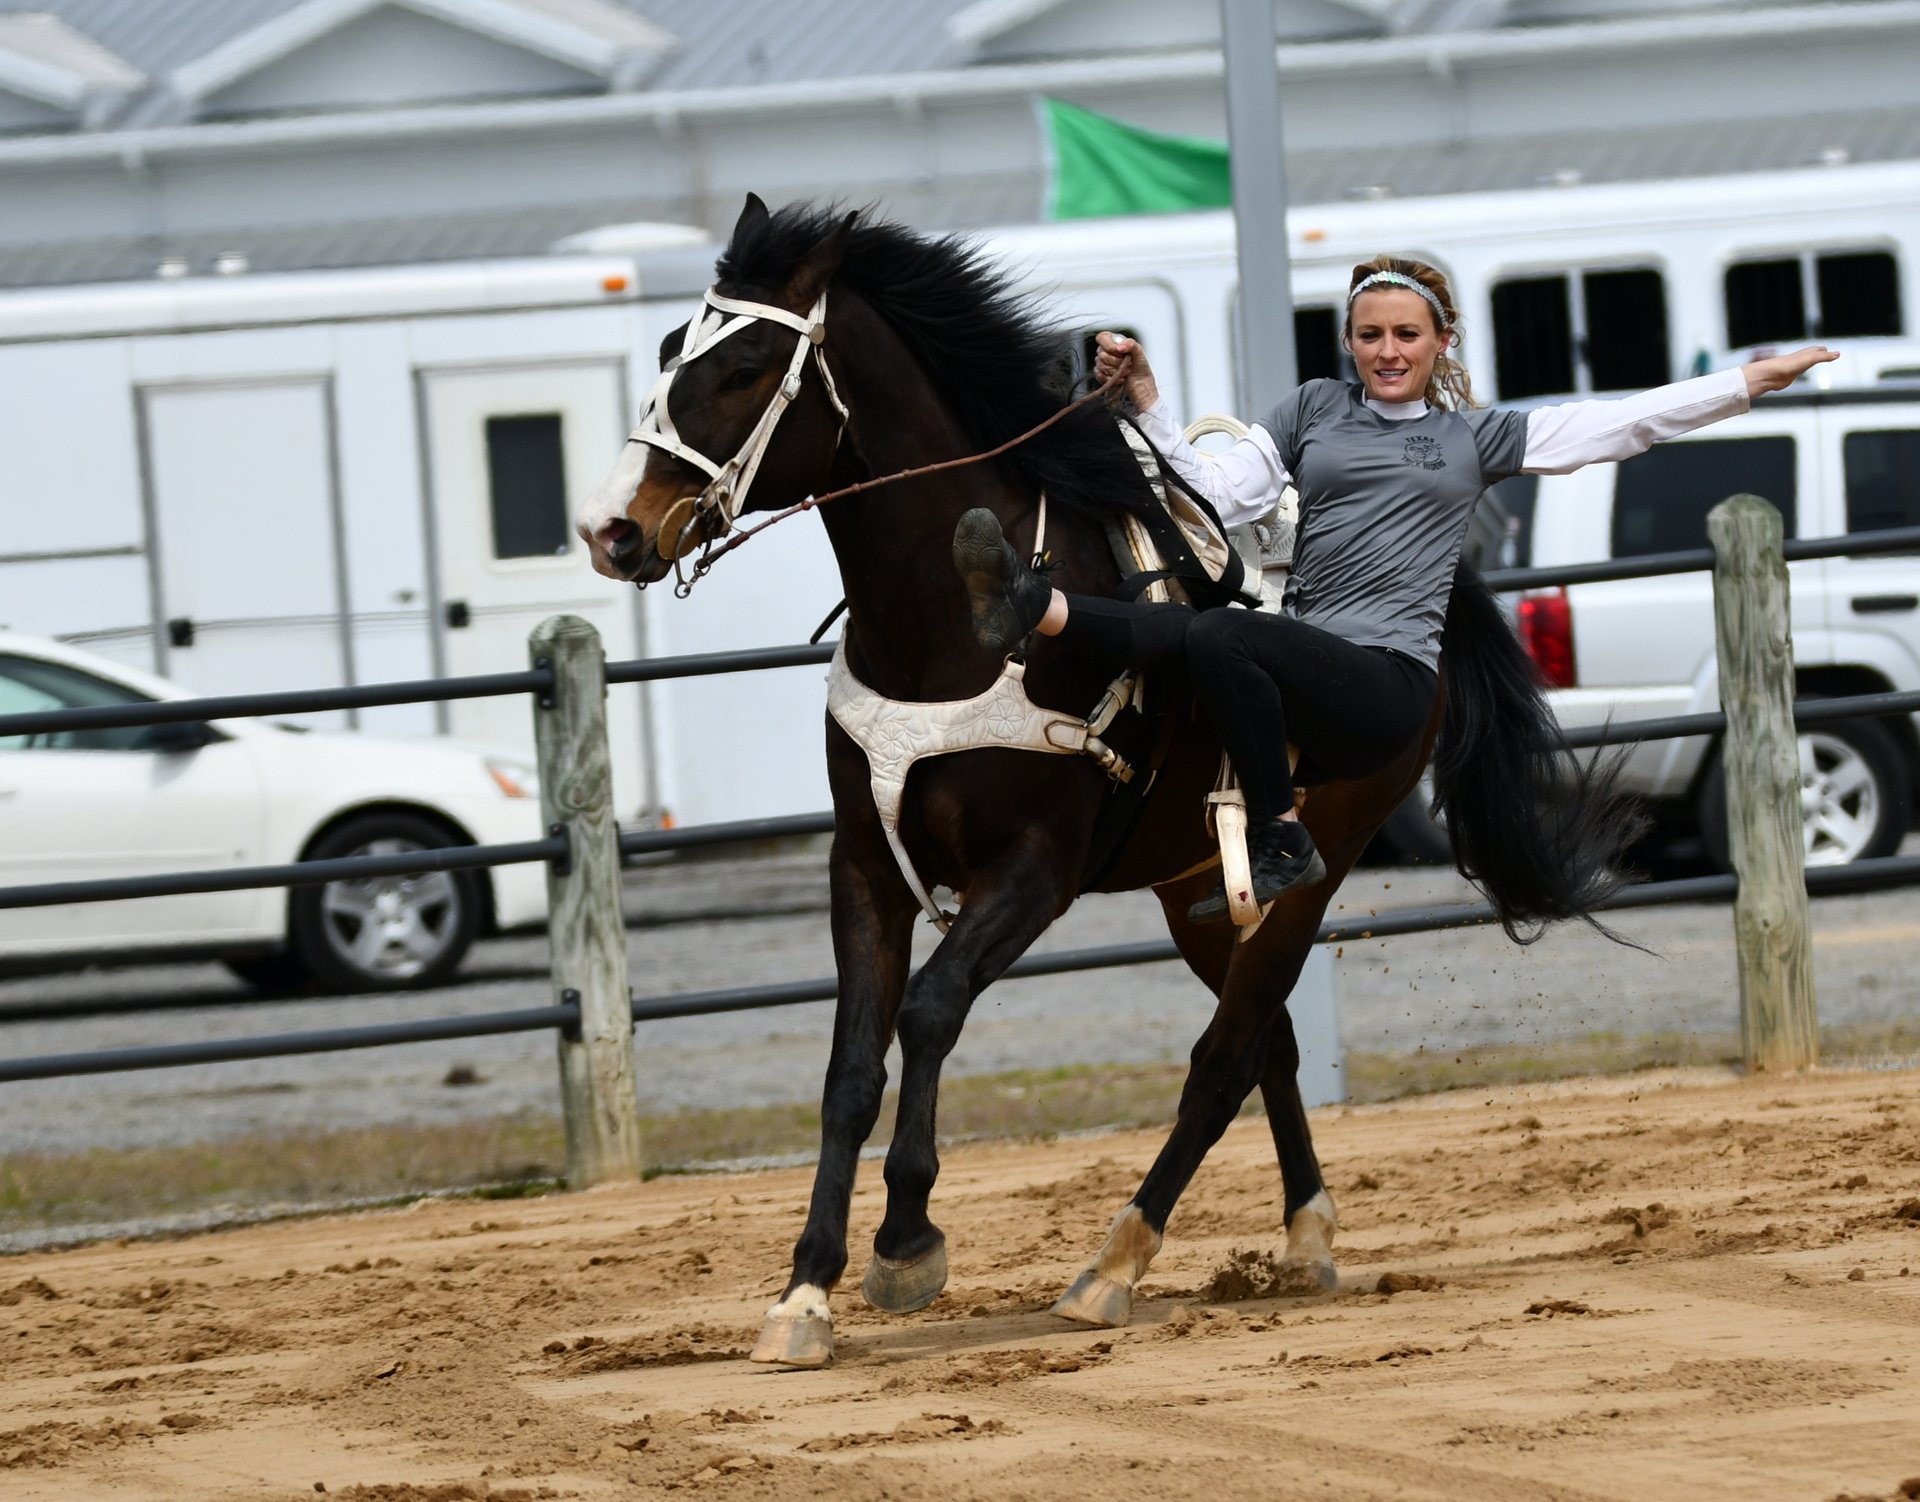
[1708,494,1818,1072]
[530,615,643,1184]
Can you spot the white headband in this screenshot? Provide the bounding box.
[1347,270,1449,328]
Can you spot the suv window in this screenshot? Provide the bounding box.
[1611,436,1798,558]
[0,655,163,752]
[1843,429,1920,538]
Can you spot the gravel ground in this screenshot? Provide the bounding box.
[2,844,1917,1154]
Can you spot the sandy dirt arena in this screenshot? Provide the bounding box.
[3,1067,1919,1502]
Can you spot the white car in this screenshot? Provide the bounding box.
[0,631,550,992]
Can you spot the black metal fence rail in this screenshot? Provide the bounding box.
[10,852,1918,1086]
[1480,522,1920,594]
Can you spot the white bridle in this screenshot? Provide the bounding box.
[626,285,849,563]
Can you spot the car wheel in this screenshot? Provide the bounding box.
[1378,770,1454,865]
[1697,712,1911,872]
[287,811,482,993]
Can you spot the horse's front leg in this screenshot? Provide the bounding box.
[750,833,915,1368]
[863,830,1074,1313]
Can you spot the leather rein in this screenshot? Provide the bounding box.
[624,280,1119,596]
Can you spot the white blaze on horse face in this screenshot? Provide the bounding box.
[575,439,651,579]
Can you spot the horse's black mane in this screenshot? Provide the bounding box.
[717,201,1155,521]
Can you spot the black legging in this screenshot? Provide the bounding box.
[1056,596,1438,826]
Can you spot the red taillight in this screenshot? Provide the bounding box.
[1517,587,1576,688]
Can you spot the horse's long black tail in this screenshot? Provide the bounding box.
[1431,564,1649,944]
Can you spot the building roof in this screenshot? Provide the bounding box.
[4,101,1910,292]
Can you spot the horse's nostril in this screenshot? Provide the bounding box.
[604,517,641,564]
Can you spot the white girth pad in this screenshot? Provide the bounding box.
[826,642,1105,929]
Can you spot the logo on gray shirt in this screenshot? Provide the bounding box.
[1402,434,1446,470]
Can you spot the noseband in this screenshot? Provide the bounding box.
[625,285,850,585]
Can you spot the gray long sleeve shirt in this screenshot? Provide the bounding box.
[1138,369,1750,668]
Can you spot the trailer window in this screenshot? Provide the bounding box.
[1818,252,1903,338]
[1725,258,1805,348]
[1611,436,1797,558]
[1492,275,1573,400]
[1842,429,1920,543]
[1294,305,1343,383]
[1582,269,1670,391]
[1492,267,1668,399]
[485,414,570,560]
[1726,249,1902,347]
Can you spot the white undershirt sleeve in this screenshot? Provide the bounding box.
[1134,397,1294,529]
[1520,367,1751,475]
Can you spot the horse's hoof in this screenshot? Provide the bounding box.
[749,1314,834,1368]
[1051,1268,1134,1328]
[1278,1189,1339,1295]
[1275,1256,1339,1295]
[861,1238,948,1313]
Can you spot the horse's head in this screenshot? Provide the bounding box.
[577,194,858,585]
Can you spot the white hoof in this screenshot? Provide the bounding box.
[750,1283,834,1368]
[1054,1204,1162,1330]
[1279,1189,1339,1292]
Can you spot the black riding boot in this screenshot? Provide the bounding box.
[1187,818,1327,925]
[953,508,1054,654]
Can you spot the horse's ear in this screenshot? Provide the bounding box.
[791,210,859,303]
[732,193,770,245]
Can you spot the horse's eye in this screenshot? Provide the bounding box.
[720,366,760,392]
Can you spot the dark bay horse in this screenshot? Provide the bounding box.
[578,196,1636,1368]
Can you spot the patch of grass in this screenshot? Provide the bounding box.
[8,1020,1913,1239]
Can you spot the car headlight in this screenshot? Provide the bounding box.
[484,757,540,799]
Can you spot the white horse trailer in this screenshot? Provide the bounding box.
[0,245,719,821]
[4,157,1918,831]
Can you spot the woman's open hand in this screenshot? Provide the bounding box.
[1093,331,1161,411]
[1744,345,1840,399]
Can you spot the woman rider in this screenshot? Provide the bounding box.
[954,254,1837,922]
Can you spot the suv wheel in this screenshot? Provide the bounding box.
[288,812,482,993]
[1697,713,1911,871]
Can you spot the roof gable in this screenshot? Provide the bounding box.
[949,0,1387,59]
[172,0,676,114]
[0,12,143,127]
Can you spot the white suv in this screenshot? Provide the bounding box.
[1519,384,1920,867]
[0,632,550,990]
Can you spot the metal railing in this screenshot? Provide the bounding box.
[5,512,1919,1157]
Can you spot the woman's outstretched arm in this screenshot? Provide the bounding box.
[1521,346,1839,475]
[1092,331,1291,526]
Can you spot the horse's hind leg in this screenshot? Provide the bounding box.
[751,837,915,1368]
[864,834,1073,1313]
[1054,897,1322,1328]
[1259,1008,1339,1291]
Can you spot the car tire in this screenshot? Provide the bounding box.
[1697,709,1911,872]
[287,811,482,994]
[1379,771,1454,866]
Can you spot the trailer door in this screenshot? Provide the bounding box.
[139,379,351,728]
[418,361,645,812]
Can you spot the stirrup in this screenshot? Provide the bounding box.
[1205,787,1272,943]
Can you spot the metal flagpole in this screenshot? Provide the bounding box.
[1220,0,1297,416]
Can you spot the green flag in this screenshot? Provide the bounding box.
[1041,97,1231,220]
